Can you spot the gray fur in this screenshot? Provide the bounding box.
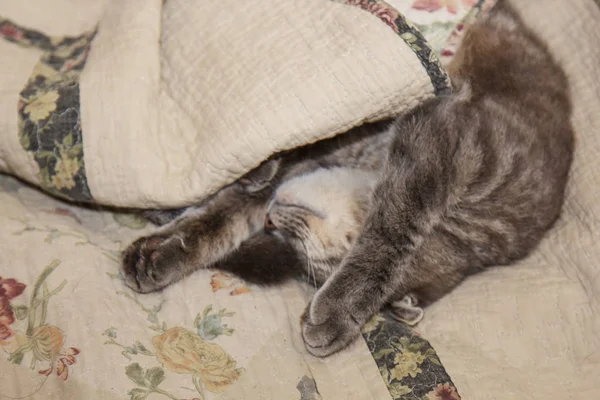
[122,0,574,357]
[121,120,391,293]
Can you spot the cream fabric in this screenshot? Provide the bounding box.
[2,0,599,398]
[0,175,392,399]
[0,0,103,36]
[0,40,41,182]
[418,0,600,398]
[81,0,434,207]
[0,0,457,209]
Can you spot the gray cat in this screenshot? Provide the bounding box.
[122,0,574,357]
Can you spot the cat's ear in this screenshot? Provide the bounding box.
[255,158,282,182]
[239,157,282,192]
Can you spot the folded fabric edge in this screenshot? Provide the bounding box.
[0,18,97,202]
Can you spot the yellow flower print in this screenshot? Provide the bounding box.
[388,382,412,397]
[24,91,59,122]
[152,327,241,393]
[390,350,426,380]
[31,325,65,362]
[361,314,385,334]
[52,153,80,190]
[32,63,58,80]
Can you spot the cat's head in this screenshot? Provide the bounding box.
[264,168,376,285]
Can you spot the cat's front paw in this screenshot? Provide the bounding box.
[300,292,362,357]
[121,234,187,293]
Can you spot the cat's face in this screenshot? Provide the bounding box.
[264,168,376,286]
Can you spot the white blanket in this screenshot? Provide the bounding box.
[0,0,483,208]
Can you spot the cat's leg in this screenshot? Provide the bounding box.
[141,209,187,226]
[211,232,305,285]
[121,186,272,293]
[300,107,463,357]
[300,226,435,357]
[137,159,284,227]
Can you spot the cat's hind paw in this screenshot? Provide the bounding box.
[389,294,424,326]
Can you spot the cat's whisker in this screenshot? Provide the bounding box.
[308,260,316,288]
[299,233,319,288]
[305,249,316,288]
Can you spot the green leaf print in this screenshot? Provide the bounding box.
[145,367,166,388]
[127,388,149,400]
[125,363,147,387]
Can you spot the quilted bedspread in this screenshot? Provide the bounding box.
[3,0,600,399]
[0,0,487,208]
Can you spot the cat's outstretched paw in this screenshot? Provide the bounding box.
[121,234,187,293]
[300,294,362,357]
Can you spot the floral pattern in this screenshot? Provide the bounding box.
[0,18,95,202]
[209,272,251,296]
[0,173,460,399]
[297,375,322,399]
[104,293,242,400]
[435,0,497,60]
[334,0,451,95]
[0,277,26,340]
[411,0,476,14]
[362,314,460,399]
[153,327,241,393]
[11,216,123,263]
[0,260,81,387]
[425,383,461,399]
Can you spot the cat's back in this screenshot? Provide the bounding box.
[434,0,574,263]
[448,0,573,180]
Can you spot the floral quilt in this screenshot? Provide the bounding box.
[0,174,458,399]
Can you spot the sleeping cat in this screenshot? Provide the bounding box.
[123,121,393,289]
[122,0,574,357]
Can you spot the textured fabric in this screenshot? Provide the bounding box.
[3,0,596,398]
[0,0,449,208]
[0,174,458,400]
[417,0,600,398]
[0,0,491,209]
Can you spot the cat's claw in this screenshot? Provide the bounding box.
[300,297,362,357]
[121,234,185,293]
